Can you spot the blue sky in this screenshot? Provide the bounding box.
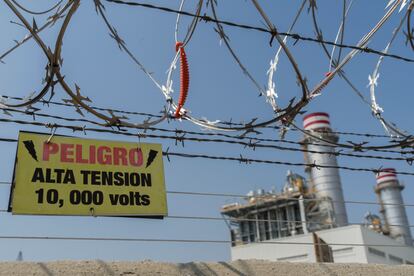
[0,0,413,261]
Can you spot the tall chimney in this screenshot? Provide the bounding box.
[303,112,348,226]
[375,168,412,245]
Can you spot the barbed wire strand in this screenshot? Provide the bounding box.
[3,0,414,140]
[0,95,399,139]
[1,118,414,175]
[103,0,414,63]
[1,109,414,161]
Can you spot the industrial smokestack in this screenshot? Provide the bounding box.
[303,112,348,226]
[375,168,412,245]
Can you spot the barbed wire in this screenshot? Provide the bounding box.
[2,114,414,167]
[2,1,414,256]
[103,0,414,63]
[3,110,414,160]
[291,122,414,154]
[2,0,413,140]
[0,95,399,139]
[2,108,414,161]
[163,151,414,176]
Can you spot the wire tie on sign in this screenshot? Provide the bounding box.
[45,123,57,144]
[136,133,142,145]
[406,158,413,166]
[137,132,147,140]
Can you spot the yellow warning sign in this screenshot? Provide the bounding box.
[10,131,167,217]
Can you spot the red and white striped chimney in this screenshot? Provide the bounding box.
[303,112,331,131]
[375,168,412,245]
[376,168,398,185]
[302,112,348,227]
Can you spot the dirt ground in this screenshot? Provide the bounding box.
[1,260,414,275]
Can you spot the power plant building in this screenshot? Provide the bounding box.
[221,112,414,264]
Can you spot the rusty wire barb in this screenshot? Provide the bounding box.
[0,0,413,151]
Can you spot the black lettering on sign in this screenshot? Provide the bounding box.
[70,190,81,205]
[119,194,129,205]
[114,172,124,186]
[108,192,151,206]
[132,191,141,205]
[93,191,104,205]
[63,170,76,184]
[91,171,100,185]
[69,190,104,205]
[101,171,113,186]
[32,168,75,184]
[130,173,139,186]
[80,170,91,184]
[47,189,59,204]
[141,174,152,187]
[141,194,150,206]
[54,169,65,183]
[35,188,63,206]
[123,172,129,186]
[109,194,119,205]
[82,190,93,204]
[32,168,44,183]
[45,169,55,183]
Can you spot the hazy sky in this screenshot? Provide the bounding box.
[0,0,413,262]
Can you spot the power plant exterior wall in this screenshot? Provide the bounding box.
[230,225,414,265]
[303,113,348,226]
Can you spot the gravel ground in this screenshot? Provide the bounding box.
[1,260,414,276]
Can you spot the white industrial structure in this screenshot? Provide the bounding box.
[230,225,414,265]
[221,112,414,264]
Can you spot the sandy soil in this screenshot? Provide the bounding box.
[0,260,414,276]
